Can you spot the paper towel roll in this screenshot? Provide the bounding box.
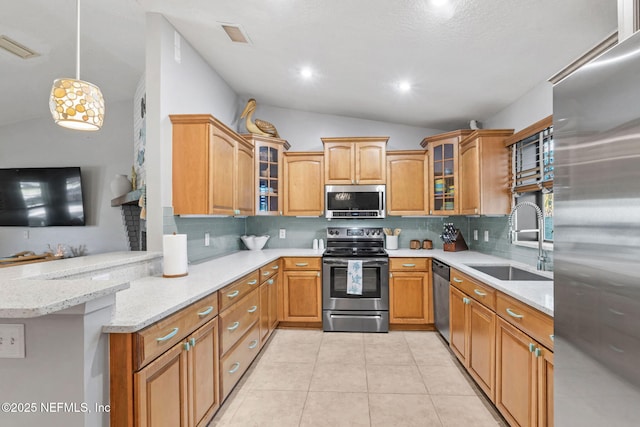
[163,233,188,278]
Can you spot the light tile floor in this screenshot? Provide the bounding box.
[210,330,508,427]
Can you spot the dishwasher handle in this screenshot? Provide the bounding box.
[432,260,450,280]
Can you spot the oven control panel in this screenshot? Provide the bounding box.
[326,227,384,239]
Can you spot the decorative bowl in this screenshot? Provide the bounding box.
[241,235,270,250]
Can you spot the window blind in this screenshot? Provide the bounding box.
[508,125,553,194]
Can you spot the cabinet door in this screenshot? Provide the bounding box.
[355,141,386,184]
[171,121,210,215]
[538,346,554,427]
[235,139,254,215]
[283,270,321,322]
[259,282,270,344]
[496,317,537,427]
[284,153,324,216]
[268,273,279,331]
[135,341,188,427]
[387,152,429,215]
[449,285,468,363]
[188,319,219,427]
[459,139,480,215]
[255,141,284,216]
[210,127,236,215]
[324,143,354,184]
[389,271,431,324]
[468,300,496,401]
[429,140,458,215]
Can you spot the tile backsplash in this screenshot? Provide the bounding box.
[165,212,552,270]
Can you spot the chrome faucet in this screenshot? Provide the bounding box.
[508,201,547,271]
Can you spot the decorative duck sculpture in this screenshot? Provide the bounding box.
[240,98,280,138]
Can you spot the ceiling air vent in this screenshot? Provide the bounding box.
[221,24,251,44]
[0,35,39,59]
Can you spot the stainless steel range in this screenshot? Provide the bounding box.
[322,227,389,332]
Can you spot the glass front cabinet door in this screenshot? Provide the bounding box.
[242,134,290,216]
[421,130,472,215]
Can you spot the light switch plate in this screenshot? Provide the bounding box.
[204,232,210,247]
[484,230,489,242]
[473,230,478,241]
[0,324,25,358]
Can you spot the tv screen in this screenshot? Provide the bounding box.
[0,167,85,226]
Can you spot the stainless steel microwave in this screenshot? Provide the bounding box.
[325,185,385,219]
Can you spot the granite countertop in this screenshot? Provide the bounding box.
[388,248,554,316]
[104,249,324,333]
[0,251,162,318]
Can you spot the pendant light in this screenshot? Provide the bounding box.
[49,0,104,131]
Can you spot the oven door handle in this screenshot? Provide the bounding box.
[323,259,388,267]
[329,314,383,319]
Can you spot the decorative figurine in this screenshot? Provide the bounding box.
[240,98,280,138]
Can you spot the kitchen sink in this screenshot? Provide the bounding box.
[465,265,552,281]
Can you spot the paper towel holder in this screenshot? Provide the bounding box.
[163,232,189,278]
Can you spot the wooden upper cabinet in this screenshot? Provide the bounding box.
[322,137,388,184]
[170,114,253,216]
[458,130,513,215]
[284,152,324,216]
[386,150,429,216]
[421,130,471,215]
[242,134,290,216]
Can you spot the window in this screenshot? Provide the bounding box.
[505,116,554,248]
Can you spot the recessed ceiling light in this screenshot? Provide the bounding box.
[398,81,412,92]
[300,67,313,79]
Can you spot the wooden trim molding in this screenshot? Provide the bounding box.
[504,116,553,147]
[548,32,618,84]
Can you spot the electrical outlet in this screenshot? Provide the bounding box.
[473,230,478,241]
[0,324,25,358]
[204,232,210,247]
[279,229,286,239]
[484,230,489,242]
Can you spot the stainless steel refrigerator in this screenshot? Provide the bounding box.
[554,31,640,426]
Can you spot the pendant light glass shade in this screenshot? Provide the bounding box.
[50,78,104,131]
[49,0,104,131]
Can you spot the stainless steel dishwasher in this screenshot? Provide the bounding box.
[432,259,450,343]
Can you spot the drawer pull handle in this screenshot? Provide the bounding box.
[296,262,309,267]
[453,277,463,283]
[247,306,258,313]
[262,272,271,276]
[248,280,258,285]
[156,327,179,342]
[402,263,416,267]
[248,340,259,349]
[267,279,274,285]
[608,308,625,316]
[272,265,279,270]
[229,362,241,374]
[473,289,487,297]
[529,343,536,352]
[506,308,524,319]
[227,322,240,331]
[189,338,196,347]
[197,306,214,317]
[227,290,240,298]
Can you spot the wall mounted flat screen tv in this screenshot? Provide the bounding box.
[0,167,85,226]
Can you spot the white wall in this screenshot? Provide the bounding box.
[0,99,134,257]
[482,80,553,132]
[145,13,240,251]
[241,102,444,151]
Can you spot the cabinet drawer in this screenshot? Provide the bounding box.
[259,260,280,283]
[219,290,260,355]
[450,269,496,310]
[135,292,218,369]
[496,292,553,350]
[218,270,260,311]
[220,323,261,399]
[283,257,322,270]
[389,258,430,272]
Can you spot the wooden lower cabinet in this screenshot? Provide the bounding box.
[282,269,321,322]
[389,271,431,324]
[496,317,554,427]
[220,323,261,399]
[449,285,496,400]
[259,273,279,345]
[134,318,219,427]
